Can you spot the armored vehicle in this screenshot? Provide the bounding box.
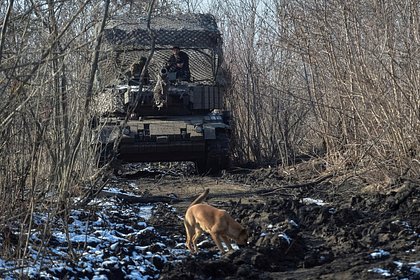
[94,14,231,173]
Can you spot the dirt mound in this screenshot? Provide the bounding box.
[157,178,419,280]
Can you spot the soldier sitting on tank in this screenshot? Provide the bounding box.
[166,46,191,82]
[126,57,149,86]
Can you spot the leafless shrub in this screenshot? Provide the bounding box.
[211,0,419,181]
[0,0,114,262]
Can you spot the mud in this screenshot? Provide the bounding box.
[109,164,419,279]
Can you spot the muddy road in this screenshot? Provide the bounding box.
[104,163,419,280]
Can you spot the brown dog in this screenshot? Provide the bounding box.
[184,189,248,253]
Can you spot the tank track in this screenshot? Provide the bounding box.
[196,131,230,174]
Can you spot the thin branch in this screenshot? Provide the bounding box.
[0,0,14,66]
[0,0,92,131]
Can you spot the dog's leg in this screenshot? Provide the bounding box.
[192,228,203,253]
[220,235,233,251]
[210,233,225,253]
[184,221,195,253]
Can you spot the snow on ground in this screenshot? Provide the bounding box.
[0,186,183,279]
[301,197,328,206]
[0,180,419,279]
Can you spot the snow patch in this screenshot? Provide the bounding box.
[0,193,167,279]
[301,197,327,206]
[369,249,390,259]
[368,267,391,277]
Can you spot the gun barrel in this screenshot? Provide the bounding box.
[160,67,168,76]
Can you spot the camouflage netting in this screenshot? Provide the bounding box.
[93,87,126,115]
[98,13,226,87]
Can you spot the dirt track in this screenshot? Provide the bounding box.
[112,163,419,280]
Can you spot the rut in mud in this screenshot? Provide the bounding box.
[113,164,420,280]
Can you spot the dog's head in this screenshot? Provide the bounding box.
[236,228,248,245]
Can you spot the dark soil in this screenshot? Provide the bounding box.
[112,163,419,280]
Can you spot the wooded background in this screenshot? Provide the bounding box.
[0,0,419,259]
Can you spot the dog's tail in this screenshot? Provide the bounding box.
[189,188,209,207]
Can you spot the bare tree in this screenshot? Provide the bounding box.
[0,0,116,262]
[209,0,419,179]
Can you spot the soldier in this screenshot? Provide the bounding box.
[167,46,191,81]
[127,57,149,85]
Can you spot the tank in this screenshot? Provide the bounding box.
[93,14,231,173]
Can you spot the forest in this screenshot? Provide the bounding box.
[0,0,419,278]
